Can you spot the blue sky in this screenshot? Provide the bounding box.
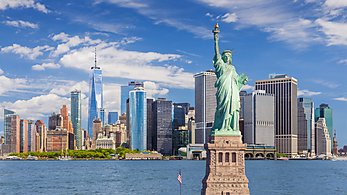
[1,0,347,146]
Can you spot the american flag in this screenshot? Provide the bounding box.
[177,171,182,184]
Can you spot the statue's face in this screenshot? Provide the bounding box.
[222,53,232,64]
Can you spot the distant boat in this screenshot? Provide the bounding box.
[58,156,72,161]
[26,155,38,161]
[277,157,289,161]
[6,156,22,160]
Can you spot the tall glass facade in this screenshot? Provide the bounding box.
[315,104,333,149]
[4,109,15,144]
[121,81,144,115]
[297,98,315,154]
[88,66,103,139]
[129,87,147,151]
[71,90,82,149]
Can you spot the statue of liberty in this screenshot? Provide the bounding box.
[211,23,248,136]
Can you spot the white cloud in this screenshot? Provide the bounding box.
[49,81,89,96]
[316,19,347,46]
[241,84,254,91]
[0,68,3,75]
[3,20,38,29]
[333,97,347,102]
[50,32,101,57]
[144,81,169,98]
[324,0,347,9]
[0,75,29,96]
[205,12,214,18]
[1,44,53,60]
[298,89,322,97]
[59,39,194,88]
[1,94,69,120]
[32,63,61,71]
[0,0,48,13]
[338,59,347,65]
[221,13,238,23]
[197,0,321,47]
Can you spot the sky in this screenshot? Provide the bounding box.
[0,0,347,146]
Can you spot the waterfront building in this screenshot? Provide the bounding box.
[71,90,82,149]
[333,130,338,156]
[120,81,144,114]
[35,120,46,152]
[187,107,196,144]
[147,98,154,150]
[315,118,331,156]
[255,74,298,157]
[92,118,102,149]
[297,98,315,155]
[46,128,69,152]
[243,90,275,146]
[194,70,217,144]
[20,119,28,153]
[315,104,333,150]
[128,87,147,151]
[48,112,63,130]
[88,55,104,139]
[108,111,118,125]
[173,103,190,129]
[94,123,127,150]
[152,98,172,155]
[61,105,69,130]
[0,136,4,144]
[173,128,189,155]
[28,120,35,152]
[4,110,20,153]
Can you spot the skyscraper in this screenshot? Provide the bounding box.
[315,118,331,156]
[297,98,315,155]
[128,87,147,151]
[4,109,20,153]
[173,103,190,130]
[108,111,118,125]
[4,109,15,144]
[88,54,104,138]
[71,90,82,149]
[243,90,275,146]
[35,120,46,152]
[120,81,144,114]
[255,74,298,156]
[152,98,173,155]
[20,119,28,153]
[28,120,35,152]
[61,105,69,130]
[147,98,154,150]
[315,103,333,150]
[194,70,217,144]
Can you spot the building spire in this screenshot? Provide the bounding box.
[94,47,97,68]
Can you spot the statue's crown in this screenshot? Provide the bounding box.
[222,50,232,55]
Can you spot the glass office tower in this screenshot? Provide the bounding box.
[129,87,147,151]
[88,63,103,139]
[71,90,82,149]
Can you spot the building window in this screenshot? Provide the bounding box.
[232,152,236,162]
[226,193,230,195]
[225,152,230,162]
[218,152,223,163]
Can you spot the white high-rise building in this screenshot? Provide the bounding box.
[315,118,331,156]
[244,90,275,146]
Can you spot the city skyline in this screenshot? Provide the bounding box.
[0,0,347,146]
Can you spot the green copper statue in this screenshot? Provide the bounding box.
[211,23,248,136]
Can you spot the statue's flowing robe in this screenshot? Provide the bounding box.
[212,54,243,133]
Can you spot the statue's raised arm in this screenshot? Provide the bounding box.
[212,23,221,61]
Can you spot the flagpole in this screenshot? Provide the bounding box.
[179,169,182,195]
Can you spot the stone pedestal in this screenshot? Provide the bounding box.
[201,135,250,195]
